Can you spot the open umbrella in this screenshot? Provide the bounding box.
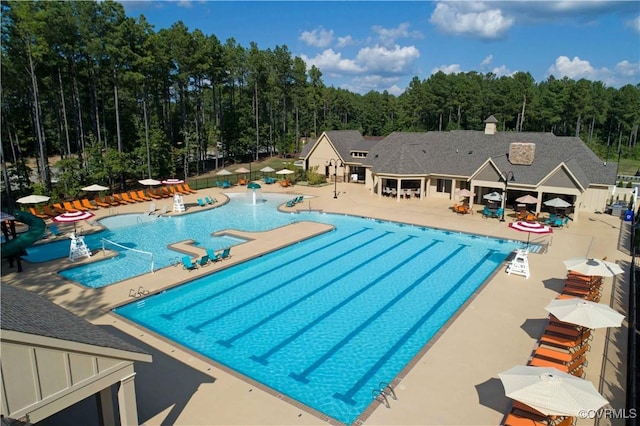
[508,221,553,247]
[81,184,109,192]
[562,257,624,277]
[483,191,502,202]
[516,194,539,205]
[138,179,161,186]
[1,212,16,221]
[53,210,95,232]
[162,178,184,185]
[260,166,275,173]
[544,197,571,208]
[235,167,250,174]
[16,195,51,204]
[499,365,608,416]
[456,188,474,198]
[544,298,624,329]
[216,169,232,176]
[276,169,294,175]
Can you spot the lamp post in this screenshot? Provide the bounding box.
[499,170,515,222]
[327,159,344,199]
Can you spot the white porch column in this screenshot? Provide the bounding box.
[420,178,425,200]
[98,386,116,426]
[118,373,140,426]
[535,191,543,214]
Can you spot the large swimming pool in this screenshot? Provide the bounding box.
[108,193,520,424]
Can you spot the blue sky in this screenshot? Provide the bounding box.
[120,1,640,95]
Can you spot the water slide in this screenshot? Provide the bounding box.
[1,210,46,258]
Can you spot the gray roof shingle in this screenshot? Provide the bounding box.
[1,284,147,356]
[366,131,616,186]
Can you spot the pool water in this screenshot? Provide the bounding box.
[113,203,520,424]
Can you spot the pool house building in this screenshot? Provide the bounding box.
[299,116,618,221]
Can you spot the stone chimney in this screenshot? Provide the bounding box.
[509,142,536,165]
[484,115,498,135]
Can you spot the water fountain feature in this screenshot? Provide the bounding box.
[247,182,263,205]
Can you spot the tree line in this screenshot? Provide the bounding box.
[1,0,639,200]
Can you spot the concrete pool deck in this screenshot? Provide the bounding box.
[1,183,631,425]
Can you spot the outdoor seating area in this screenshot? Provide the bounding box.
[263,176,277,184]
[482,206,503,219]
[452,203,471,214]
[501,263,622,425]
[181,248,231,271]
[285,196,304,207]
[382,187,419,198]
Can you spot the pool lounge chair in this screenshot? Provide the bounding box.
[154,205,168,216]
[43,205,62,217]
[62,201,80,212]
[129,191,145,202]
[181,256,198,271]
[222,181,231,189]
[81,199,99,210]
[136,190,153,201]
[29,207,49,219]
[146,203,157,215]
[183,183,197,193]
[205,196,217,205]
[207,248,221,262]
[197,255,210,267]
[48,224,62,236]
[72,200,89,211]
[219,247,231,260]
[197,198,207,207]
[103,195,122,206]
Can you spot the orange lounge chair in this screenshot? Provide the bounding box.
[136,190,152,201]
[183,183,197,193]
[543,324,586,339]
[29,207,49,219]
[540,329,590,350]
[81,199,99,210]
[158,187,172,197]
[94,197,111,208]
[533,342,589,364]
[175,184,191,195]
[279,180,290,187]
[102,195,122,206]
[145,189,162,199]
[61,201,79,212]
[127,191,144,202]
[43,205,62,217]
[72,200,89,211]
[502,412,547,426]
[117,193,137,204]
[528,354,586,374]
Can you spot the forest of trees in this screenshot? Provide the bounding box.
[2,0,639,200]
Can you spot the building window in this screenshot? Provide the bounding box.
[437,179,452,193]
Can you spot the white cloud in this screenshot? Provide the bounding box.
[430,2,514,40]
[356,44,420,74]
[491,65,515,77]
[336,35,355,48]
[481,55,493,67]
[342,75,404,95]
[299,27,334,48]
[547,56,595,79]
[546,55,640,86]
[628,16,640,33]
[372,23,423,47]
[300,49,365,74]
[431,64,462,75]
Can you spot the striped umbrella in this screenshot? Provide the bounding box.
[508,221,552,247]
[53,210,95,232]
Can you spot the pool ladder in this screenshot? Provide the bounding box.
[372,382,397,408]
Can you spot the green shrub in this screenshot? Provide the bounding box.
[305,165,326,185]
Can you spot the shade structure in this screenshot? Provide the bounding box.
[483,191,502,202]
[455,188,474,198]
[138,179,162,186]
[544,298,624,329]
[260,166,275,173]
[247,182,261,189]
[562,257,624,277]
[81,184,109,192]
[1,212,16,221]
[216,169,232,176]
[161,178,184,185]
[16,195,50,204]
[53,210,95,231]
[544,197,572,208]
[508,221,552,247]
[499,365,608,416]
[516,194,539,204]
[235,167,250,174]
[276,169,294,175]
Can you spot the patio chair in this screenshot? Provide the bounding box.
[181,256,198,271]
[93,197,110,208]
[183,183,198,193]
[136,190,153,201]
[129,191,145,202]
[207,248,221,262]
[81,199,99,210]
[175,184,191,195]
[197,198,207,207]
[146,203,157,215]
[154,205,168,216]
[63,201,80,212]
[29,207,49,219]
[103,195,123,206]
[219,247,231,260]
[494,207,504,218]
[205,196,217,205]
[72,200,89,211]
[482,206,492,218]
[197,255,210,267]
[43,205,61,217]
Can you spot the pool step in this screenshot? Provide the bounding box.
[372,382,397,408]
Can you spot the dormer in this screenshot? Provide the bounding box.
[484,115,498,135]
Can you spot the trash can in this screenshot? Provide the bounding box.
[624,210,634,222]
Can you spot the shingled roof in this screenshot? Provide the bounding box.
[365,130,616,186]
[1,284,147,355]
